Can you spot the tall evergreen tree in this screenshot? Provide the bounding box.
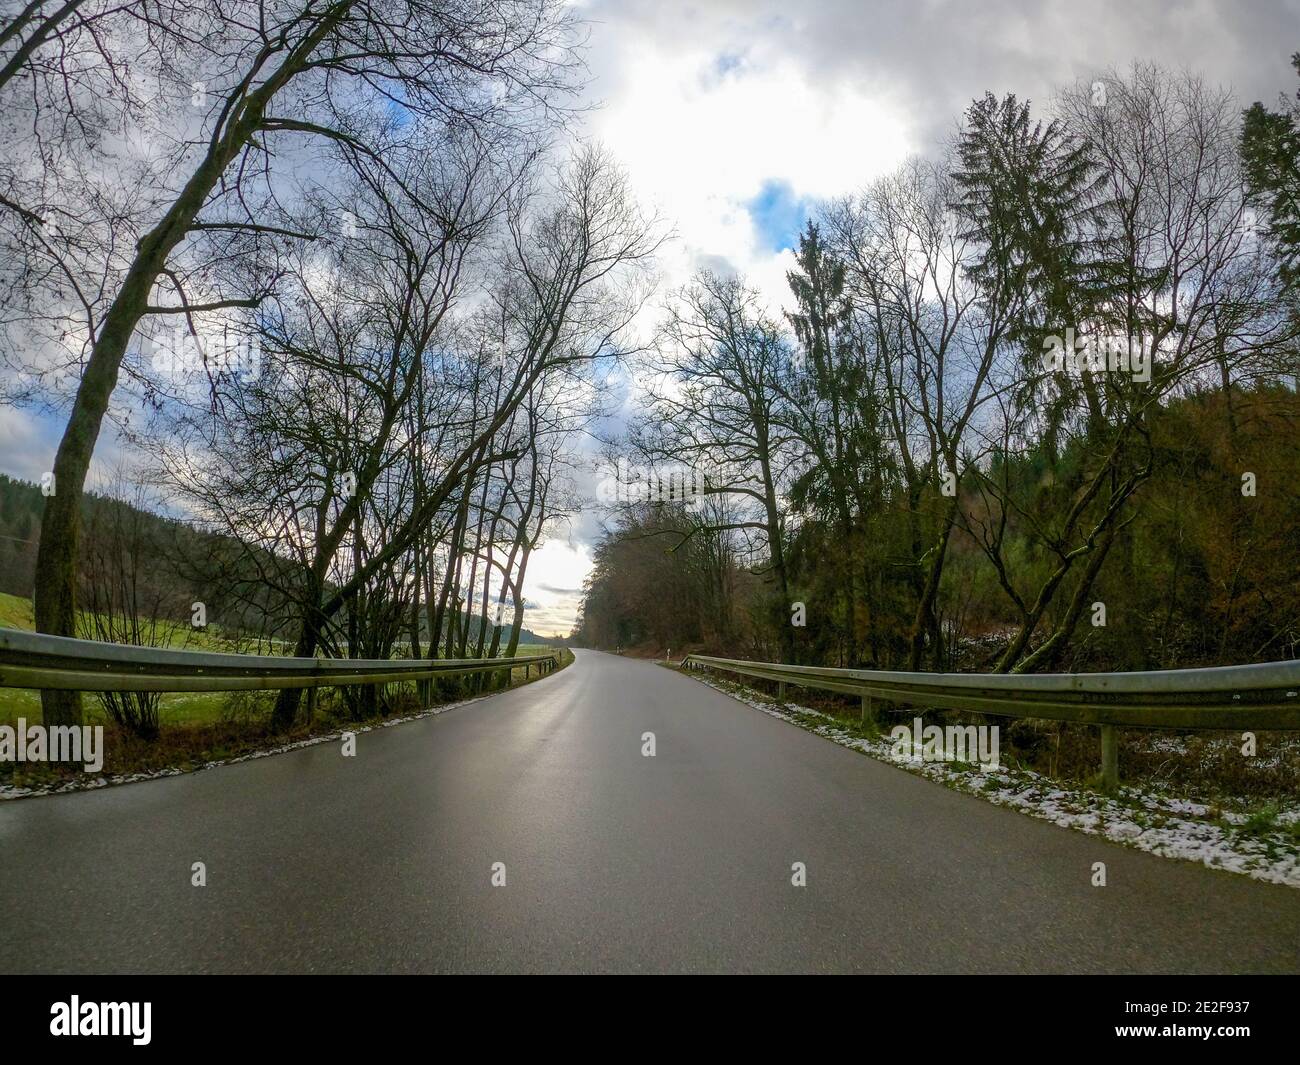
[1241,52,1300,293]
[952,92,1113,332]
[951,92,1119,447]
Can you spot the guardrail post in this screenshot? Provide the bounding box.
[777,681,786,700]
[1099,725,1119,791]
[860,694,874,727]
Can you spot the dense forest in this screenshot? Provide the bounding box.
[574,61,1300,674]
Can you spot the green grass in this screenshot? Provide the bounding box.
[0,686,41,725]
[0,591,568,729]
[1,591,232,728]
[0,591,34,630]
[0,590,234,651]
[1239,804,1280,836]
[0,686,229,730]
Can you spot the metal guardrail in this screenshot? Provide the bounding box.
[0,628,561,693]
[682,654,1300,788]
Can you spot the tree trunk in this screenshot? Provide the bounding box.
[31,5,349,726]
[908,508,955,671]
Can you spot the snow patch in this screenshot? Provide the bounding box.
[686,670,1300,889]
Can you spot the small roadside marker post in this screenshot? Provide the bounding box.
[1099,725,1119,791]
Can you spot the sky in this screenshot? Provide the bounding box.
[3,0,1298,637]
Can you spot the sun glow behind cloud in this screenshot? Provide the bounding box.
[586,38,913,308]
[520,540,593,638]
[534,0,1300,635]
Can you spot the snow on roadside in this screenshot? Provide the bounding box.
[684,669,1300,889]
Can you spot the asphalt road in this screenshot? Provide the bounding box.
[1,650,1297,973]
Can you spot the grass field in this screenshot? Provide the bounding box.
[0,590,564,731]
[1,591,239,728]
[1,591,571,787]
[0,591,33,630]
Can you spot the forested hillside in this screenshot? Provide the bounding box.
[0,473,246,631]
[0,474,39,597]
[576,385,1300,670]
[0,475,555,648]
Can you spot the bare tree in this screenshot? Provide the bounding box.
[826,156,1019,668]
[633,272,798,659]
[2,0,583,726]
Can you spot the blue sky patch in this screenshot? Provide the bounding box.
[746,179,810,253]
[712,52,744,78]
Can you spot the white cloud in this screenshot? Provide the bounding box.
[583,32,912,309]
[523,9,919,630]
[521,539,593,638]
[0,407,50,483]
[0,405,143,497]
